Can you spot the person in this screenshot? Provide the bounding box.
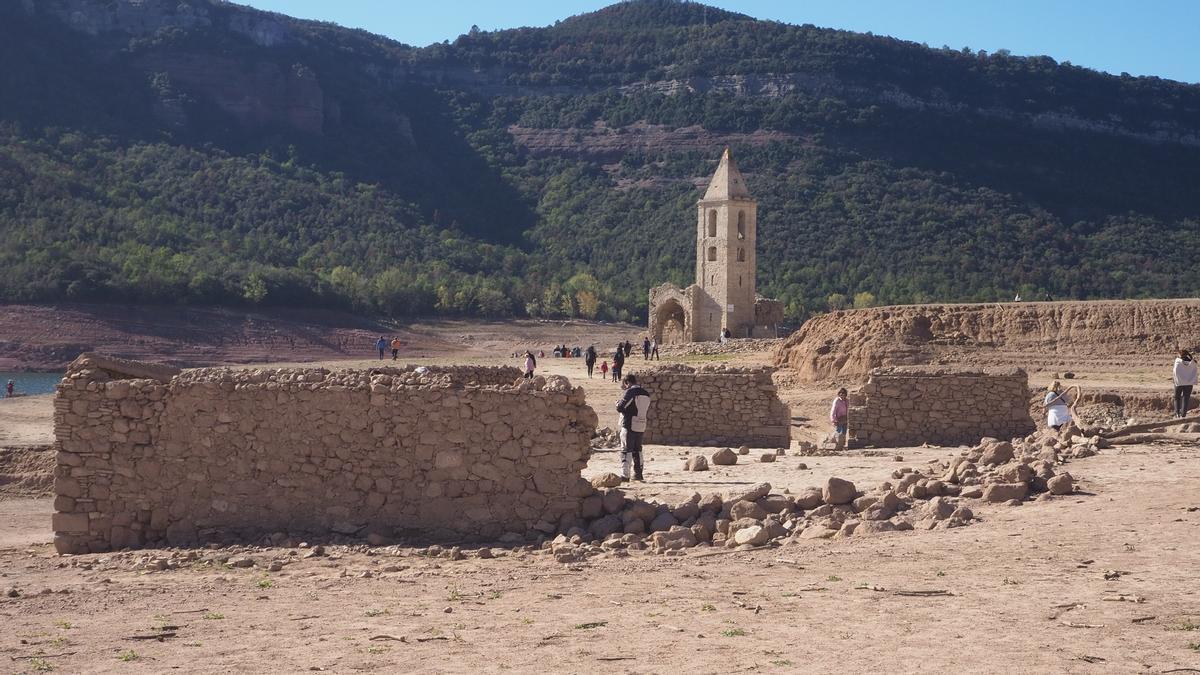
[1173,350,1198,418]
[642,336,651,360]
[1014,293,1022,302]
[5,380,13,398]
[523,350,537,379]
[390,337,402,361]
[616,374,651,482]
[829,388,849,444]
[375,336,387,360]
[1043,381,1072,431]
[650,339,660,360]
[584,345,597,378]
[600,360,609,380]
[724,327,732,341]
[612,344,625,382]
[623,341,632,358]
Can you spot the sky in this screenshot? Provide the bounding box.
[237,1,1200,84]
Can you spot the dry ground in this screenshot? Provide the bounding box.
[1,346,1198,673]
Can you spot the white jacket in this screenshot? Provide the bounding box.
[1174,357,1199,386]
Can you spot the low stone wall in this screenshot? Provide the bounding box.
[631,365,790,448]
[52,355,597,553]
[853,367,1035,447]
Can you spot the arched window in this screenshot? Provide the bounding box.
[707,210,717,238]
[737,211,746,239]
[737,248,746,262]
[707,246,717,261]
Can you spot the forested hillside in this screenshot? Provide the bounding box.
[1,0,1198,323]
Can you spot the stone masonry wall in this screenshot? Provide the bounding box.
[853,367,1035,447]
[52,355,597,554]
[632,365,790,448]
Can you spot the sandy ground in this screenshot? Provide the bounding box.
[2,339,1199,673]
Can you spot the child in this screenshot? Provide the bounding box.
[600,360,609,380]
[829,388,849,448]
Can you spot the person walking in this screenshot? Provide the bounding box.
[524,350,537,379]
[1043,381,1072,431]
[650,339,660,360]
[616,374,651,482]
[390,337,402,360]
[375,336,387,360]
[1173,350,1198,418]
[600,360,609,380]
[829,388,849,447]
[612,344,625,382]
[584,345,597,378]
[642,337,651,360]
[623,341,632,358]
[5,380,13,398]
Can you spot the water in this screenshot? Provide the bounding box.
[0,372,64,397]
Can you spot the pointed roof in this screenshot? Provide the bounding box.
[702,148,752,201]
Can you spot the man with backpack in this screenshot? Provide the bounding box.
[616,374,651,482]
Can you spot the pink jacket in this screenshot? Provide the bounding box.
[830,397,848,424]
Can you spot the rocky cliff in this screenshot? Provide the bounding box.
[775,299,1200,382]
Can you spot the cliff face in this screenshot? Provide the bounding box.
[775,299,1200,382]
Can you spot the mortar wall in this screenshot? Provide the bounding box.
[52,359,596,553]
[632,365,790,448]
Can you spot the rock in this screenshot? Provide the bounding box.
[822,477,857,505]
[588,515,623,540]
[959,487,984,499]
[980,442,1015,466]
[601,489,626,515]
[852,495,878,513]
[757,495,791,514]
[729,483,772,503]
[760,519,788,541]
[854,520,898,535]
[1047,473,1074,495]
[797,463,808,470]
[759,453,776,463]
[983,483,1029,503]
[712,448,738,466]
[648,512,679,533]
[738,446,750,455]
[684,456,709,471]
[798,526,836,539]
[672,496,701,522]
[229,557,255,568]
[591,473,623,489]
[699,493,724,513]
[267,561,284,572]
[732,525,770,546]
[995,462,1033,484]
[924,496,955,520]
[5,588,19,598]
[730,500,768,521]
[950,506,974,522]
[581,495,604,520]
[794,488,823,510]
[477,548,495,559]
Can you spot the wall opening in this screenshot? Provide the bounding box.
[707,246,717,261]
[707,210,717,237]
[737,248,745,262]
[737,211,746,239]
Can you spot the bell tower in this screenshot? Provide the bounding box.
[695,148,757,340]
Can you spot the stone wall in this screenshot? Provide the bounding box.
[630,365,790,448]
[52,354,597,554]
[852,367,1035,447]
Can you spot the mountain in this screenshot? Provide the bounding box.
[1,0,1197,323]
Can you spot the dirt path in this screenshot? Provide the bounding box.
[0,395,54,446]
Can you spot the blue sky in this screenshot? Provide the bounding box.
[238,1,1200,84]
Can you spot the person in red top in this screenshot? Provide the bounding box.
[829,388,849,440]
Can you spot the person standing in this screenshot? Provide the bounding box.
[612,344,625,382]
[524,350,537,380]
[650,339,660,360]
[375,336,387,360]
[390,337,402,361]
[600,360,609,380]
[623,340,632,358]
[616,374,651,482]
[1173,350,1198,418]
[5,380,13,398]
[1043,381,1072,431]
[584,345,597,378]
[829,388,849,446]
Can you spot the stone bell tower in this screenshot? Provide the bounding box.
[694,148,757,340]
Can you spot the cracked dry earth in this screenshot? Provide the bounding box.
[2,436,1198,673]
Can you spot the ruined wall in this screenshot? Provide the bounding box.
[776,299,1200,382]
[52,355,596,554]
[631,365,790,448]
[853,367,1035,447]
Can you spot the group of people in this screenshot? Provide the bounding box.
[374,336,403,360]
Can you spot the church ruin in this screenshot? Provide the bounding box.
[648,149,784,344]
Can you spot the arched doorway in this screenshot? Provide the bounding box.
[654,299,688,345]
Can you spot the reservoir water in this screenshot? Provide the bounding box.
[0,372,63,397]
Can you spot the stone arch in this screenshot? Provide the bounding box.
[653,298,689,345]
[707,210,718,237]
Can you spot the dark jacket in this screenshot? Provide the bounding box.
[613,349,625,367]
[585,346,597,365]
[616,385,651,432]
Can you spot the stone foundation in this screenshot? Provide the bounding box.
[853,367,1035,447]
[631,365,790,448]
[52,354,597,554]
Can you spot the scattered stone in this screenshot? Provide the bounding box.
[732,525,769,546]
[684,456,709,472]
[738,446,750,455]
[822,477,857,505]
[980,442,1015,467]
[5,588,19,598]
[712,448,738,466]
[267,561,284,572]
[797,463,808,470]
[982,482,1029,503]
[759,453,776,463]
[730,500,768,521]
[1047,473,1075,495]
[591,473,623,489]
[229,557,255,568]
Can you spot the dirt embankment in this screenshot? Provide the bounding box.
[775,299,1200,383]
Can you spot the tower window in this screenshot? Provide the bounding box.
[737,211,746,239]
[739,275,743,287]
[707,246,717,262]
[737,248,746,262]
[707,210,717,238]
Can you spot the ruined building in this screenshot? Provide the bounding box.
[648,149,784,343]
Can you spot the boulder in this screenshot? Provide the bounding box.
[854,520,898,535]
[649,526,698,552]
[732,525,770,546]
[672,496,702,522]
[601,489,627,515]
[592,473,623,489]
[699,493,724,513]
[730,500,768,521]
[684,456,709,472]
[729,483,772,503]
[712,448,738,466]
[980,442,1015,466]
[1047,473,1074,495]
[924,496,955,521]
[822,477,857,505]
[793,488,824,510]
[759,453,776,463]
[982,482,1029,503]
[738,446,751,455]
[588,515,623,540]
[757,495,791,514]
[580,495,603,520]
[798,526,836,539]
[648,512,679,533]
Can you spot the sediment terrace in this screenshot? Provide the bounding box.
[775,298,1200,382]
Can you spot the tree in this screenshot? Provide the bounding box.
[853,291,877,309]
[827,293,848,310]
[576,289,600,319]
